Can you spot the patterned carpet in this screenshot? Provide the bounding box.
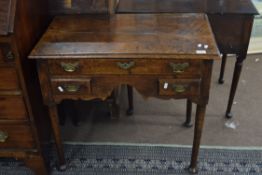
[0,144,261,175]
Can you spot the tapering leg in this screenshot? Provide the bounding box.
[24,154,49,175]
[48,104,66,171]
[72,100,80,126]
[188,104,206,174]
[58,101,66,125]
[225,55,244,118]
[126,85,134,116]
[108,90,120,119]
[183,99,193,128]
[218,54,227,84]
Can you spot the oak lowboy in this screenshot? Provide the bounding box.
[30,14,220,173]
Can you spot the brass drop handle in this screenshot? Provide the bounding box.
[60,62,79,72]
[64,84,80,93]
[169,62,189,73]
[117,61,135,70]
[0,131,8,143]
[6,51,15,61]
[173,84,187,93]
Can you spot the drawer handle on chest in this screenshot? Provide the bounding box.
[173,84,188,93]
[6,51,15,61]
[60,62,79,72]
[169,63,189,73]
[117,61,135,70]
[0,131,8,143]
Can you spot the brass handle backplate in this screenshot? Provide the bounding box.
[0,131,8,143]
[60,62,79,72]
[64,84,80,93]
[117,61,135,70]
[173,84,187,93]
[169,62,189,73]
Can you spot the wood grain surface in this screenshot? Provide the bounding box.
[29,14,219,59]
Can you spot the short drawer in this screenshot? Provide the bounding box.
[48,59,201,77]
[0,124,35,149]
[159,79,201,98]
[0,96,28,120]
[0,67,20,91]
[51,78,91,95]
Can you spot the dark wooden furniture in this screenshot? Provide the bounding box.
[0,0,50,174]
[117,0,259,123]
[29,13,219,173]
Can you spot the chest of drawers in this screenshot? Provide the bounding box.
[0,0,50,174]
[30,14,219,173]
[0,41,37,146]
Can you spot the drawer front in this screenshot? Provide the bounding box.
[48,59,201,77]
[0,43,15,63]
[0,96,28,120]
[0,124,35,149]
[159,79,201,98]
[0,67,20,91]
[51,78,91,95]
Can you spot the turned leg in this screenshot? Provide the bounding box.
[225,55,244,118]
[48,104,66,170]
[218,54,227,84]
[183,99,193,128]
[24,154,49,175]
[188,104,206,174]
[126,85,134,116]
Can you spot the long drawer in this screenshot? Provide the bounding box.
[48,59,201,77]
[0,67,20,91]
[0,124,35,149]
[0,96,28,120]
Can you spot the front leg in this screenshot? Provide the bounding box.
[48,104,66,171]
[188,104,206,174]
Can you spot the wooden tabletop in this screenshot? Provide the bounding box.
[29,14,219,60]
[117,0,259,15]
